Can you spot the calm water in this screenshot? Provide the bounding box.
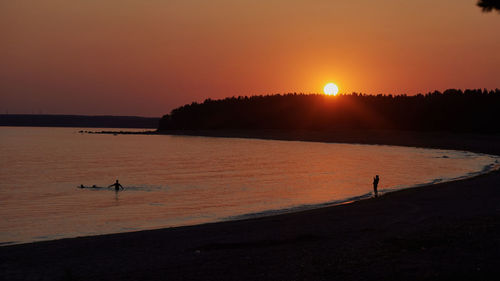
[0,127,498,245]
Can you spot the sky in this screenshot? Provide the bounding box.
[1,0,499,117]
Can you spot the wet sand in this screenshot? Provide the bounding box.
[1,130,500,281]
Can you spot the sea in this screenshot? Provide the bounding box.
[0,127,498,245]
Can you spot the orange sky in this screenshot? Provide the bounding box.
[1,0,499,117]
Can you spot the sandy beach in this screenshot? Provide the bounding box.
[1,130,500,281]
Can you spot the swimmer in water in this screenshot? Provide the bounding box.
[108,180,124,191]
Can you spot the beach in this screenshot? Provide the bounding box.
[1,130,500,281]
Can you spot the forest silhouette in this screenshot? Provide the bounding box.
[158,89,500,133]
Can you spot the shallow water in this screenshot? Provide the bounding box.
[0,127,498,244]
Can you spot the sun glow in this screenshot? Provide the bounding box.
[324,83,339,96]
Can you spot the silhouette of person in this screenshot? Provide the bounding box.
[373,175,380,197]
[108,180,124,191]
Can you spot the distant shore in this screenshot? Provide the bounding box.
[2,130,500,281]
[0,114,159,129]
[97,128,500,156]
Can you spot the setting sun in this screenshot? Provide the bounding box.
[324,83,339,96]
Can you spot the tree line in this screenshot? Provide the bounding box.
[477,0,500,12]
[158,89,500,133]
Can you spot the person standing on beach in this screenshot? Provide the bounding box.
[373,175,380,197]
[108,179,124,191]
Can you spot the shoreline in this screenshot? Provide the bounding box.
[2,130,500,280]
[2,154,498,247]
[88,128,500,239]
[224,157,500,225]
[94,128,500,155]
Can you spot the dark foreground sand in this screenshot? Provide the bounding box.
[1,130,500,281]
